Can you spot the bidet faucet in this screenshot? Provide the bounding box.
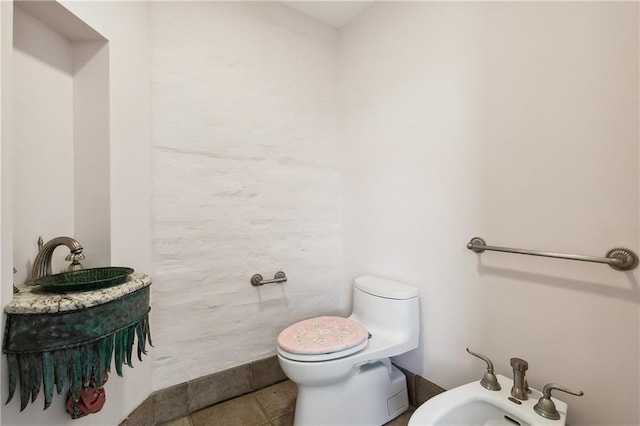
[466,348,501,391]
[510,357,529,400]
[534,383,584,420]
[30,236,85,282]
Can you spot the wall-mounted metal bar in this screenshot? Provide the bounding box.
[251,271,287,286]
[466,237,638,271]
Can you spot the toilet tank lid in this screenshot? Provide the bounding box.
[354,275,418,300]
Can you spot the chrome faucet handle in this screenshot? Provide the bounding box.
[65,252,85,271]
[534,383,584,420]
[510,357,529,400]
[466,348,501,391]
[510,357,528,371]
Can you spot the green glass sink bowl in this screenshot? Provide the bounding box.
[34,267,134,293]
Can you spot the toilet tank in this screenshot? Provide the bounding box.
[350,276,419,352]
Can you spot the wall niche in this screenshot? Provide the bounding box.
[13,0,110,284]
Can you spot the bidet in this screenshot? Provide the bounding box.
[408,375,570,426]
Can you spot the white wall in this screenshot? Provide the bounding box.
[12,6,75,284]
[12,4,111,282]
[150,1,344,390]
[0,0,14,421]
[60,0,152,275]
[74,41,110,269]
[340,3,639,425]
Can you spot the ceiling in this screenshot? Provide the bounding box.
[280,2,373,28]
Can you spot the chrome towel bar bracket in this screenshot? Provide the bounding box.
[467,237,638,271]
[251,271,287,286]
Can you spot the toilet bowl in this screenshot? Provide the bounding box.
[277,275,420,426]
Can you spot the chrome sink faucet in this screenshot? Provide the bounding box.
[30,236,85,281]
[510,357,529,400]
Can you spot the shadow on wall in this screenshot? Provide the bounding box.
[476,261,639,304]
[256,286,289,311]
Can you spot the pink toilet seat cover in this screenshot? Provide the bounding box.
[277,316,369,355]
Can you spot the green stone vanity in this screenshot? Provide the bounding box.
[3,273,152,413]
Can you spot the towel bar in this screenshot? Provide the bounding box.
[466,237,638,271]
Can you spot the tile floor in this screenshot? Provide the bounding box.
[160,380,415,426]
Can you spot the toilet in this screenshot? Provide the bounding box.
[277,275,420,426]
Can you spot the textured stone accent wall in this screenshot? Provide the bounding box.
[150,2,344,390]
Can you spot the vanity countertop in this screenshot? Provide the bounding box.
[5,272,151,314]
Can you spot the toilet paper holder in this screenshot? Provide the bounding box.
[251,271,287,286]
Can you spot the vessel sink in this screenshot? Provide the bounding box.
[33,267,134,293]
[408,374,568,426]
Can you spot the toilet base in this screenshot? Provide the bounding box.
[293,360,409,426]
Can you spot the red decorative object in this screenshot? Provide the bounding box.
[66,373,109,419]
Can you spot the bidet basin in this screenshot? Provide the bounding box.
[409,374,568,426]
[33,267,134,293]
